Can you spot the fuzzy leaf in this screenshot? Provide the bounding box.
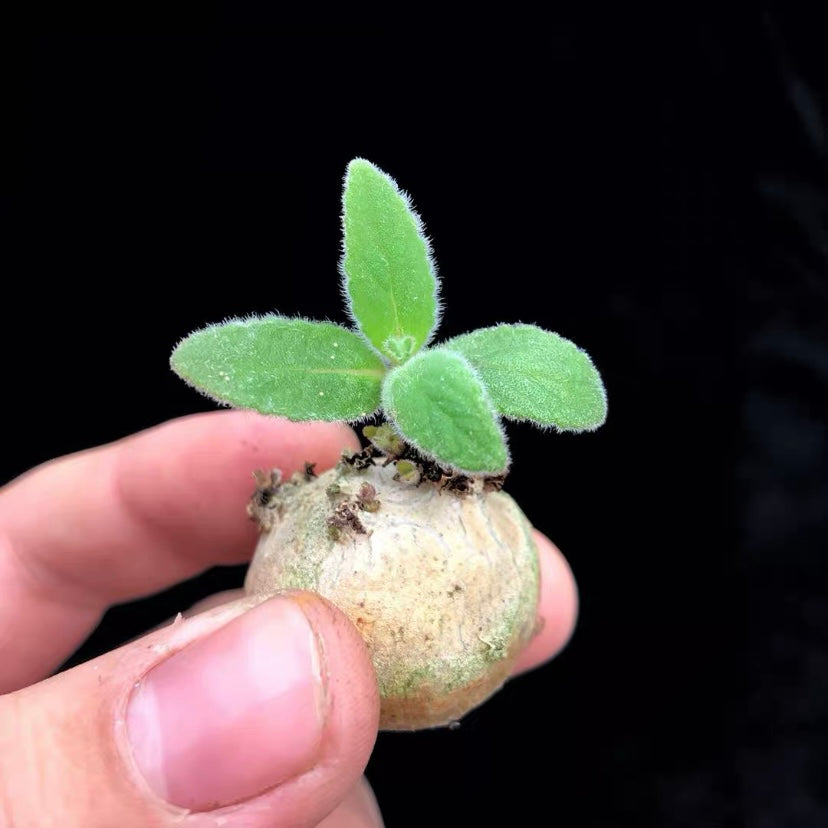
[171,317,385,420]
[381,349,508,474]
[444,324,607,430]
[341,159,439,362]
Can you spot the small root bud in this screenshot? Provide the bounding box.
[327,501,368,539]
[483,474,507,492]
[393,460,421,485]
[340,445,377,471]
[357,483,381,512]
[247,469,283,530]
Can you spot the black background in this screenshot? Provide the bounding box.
[6,14,828,827]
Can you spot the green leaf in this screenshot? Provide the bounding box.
[171,316,385,421]
[381,349,508,474]
[341,159,440,362]
[444,324,607,430]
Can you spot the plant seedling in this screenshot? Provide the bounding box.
[171,159,606,729]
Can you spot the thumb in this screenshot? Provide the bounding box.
[0,592,380,827]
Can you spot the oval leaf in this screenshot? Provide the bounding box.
[444,324,607,430]
[171,317,385,421]
[340,159,440,362]
[381,349,508,474]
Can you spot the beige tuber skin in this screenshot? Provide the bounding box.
[244,454,540,730]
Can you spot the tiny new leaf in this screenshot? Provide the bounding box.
[381,348,509,474]
[171,317,385,421]
[341,159,440,363]
[444,324,607,430]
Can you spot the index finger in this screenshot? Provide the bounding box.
[0,411,359,693]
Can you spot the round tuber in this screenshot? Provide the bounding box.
[244,458,540,730]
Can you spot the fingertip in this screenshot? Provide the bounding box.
[290,590,382,750]
[3,590,382,826]
[212,410,361,471]
[114,411,362,567]
[513,531,579,675]
[236,591,380,824]
[123,590,379,816]
[317,778,384,828]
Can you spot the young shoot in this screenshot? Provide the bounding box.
[171,159,607,474]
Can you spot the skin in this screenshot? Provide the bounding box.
[0,410,578,827]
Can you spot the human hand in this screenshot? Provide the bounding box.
[0,411,578,827]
